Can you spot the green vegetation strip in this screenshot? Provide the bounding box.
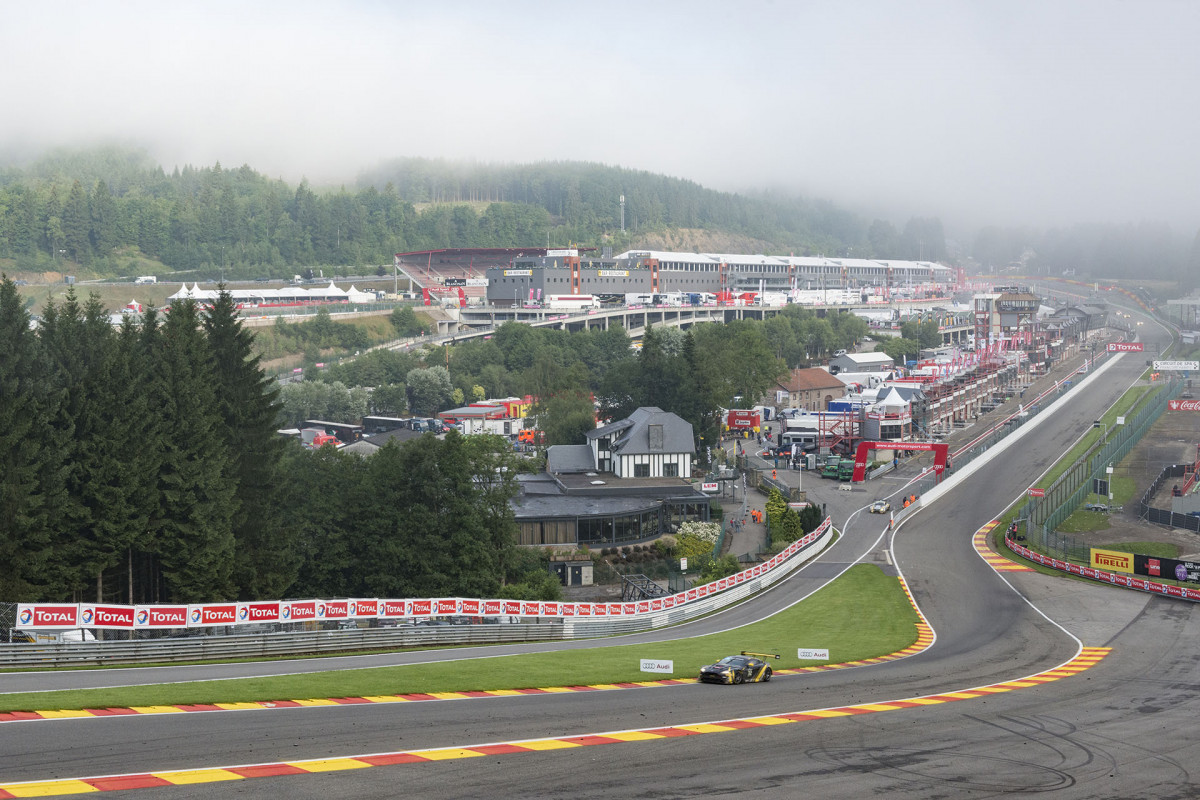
[0,565,917,713]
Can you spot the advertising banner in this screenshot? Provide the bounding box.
[238,601,281,624]
[318,600,349,620]
[16,604,78,629]
[1090,548,1134,574]
[135,605,188,629]
[190,604,237,626]
[1107,342,1143,352]
[12,517,834,634]
[409,599,432,616]
[283,600,317,623]
[380,600,408,618]
[349,599,378,618]
[1168,400,1200,411]
[1154,361,1199,371]
[1134,555,1200,583]
[79,604,134,630]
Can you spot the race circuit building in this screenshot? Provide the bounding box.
[485,250,956,306]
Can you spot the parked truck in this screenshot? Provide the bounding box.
[821,456,842,479]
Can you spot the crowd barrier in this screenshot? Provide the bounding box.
[1007,536,1200,602]
[13,520,833,636]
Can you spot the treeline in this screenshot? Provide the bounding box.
[0,148,552,274]
[0,278,550,604]
[0,148,951,278]
[359,158,862,255]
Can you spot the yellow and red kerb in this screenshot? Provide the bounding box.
[0,648,1111,798]
[975,521,1034,572]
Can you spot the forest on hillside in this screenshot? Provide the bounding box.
[0,147,1196,285]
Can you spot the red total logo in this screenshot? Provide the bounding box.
[1169,400,1200,411]
[1107,342,1144,352]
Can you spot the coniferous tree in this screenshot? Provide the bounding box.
[202,288,297,599]
[152,300,237,601]
[36,290,96,597]
[0,277,61,599]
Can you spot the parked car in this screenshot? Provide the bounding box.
[698,654,773,685]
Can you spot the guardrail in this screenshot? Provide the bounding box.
[0,625,564,669]
[564,523,835,638]
[2,522,834,668]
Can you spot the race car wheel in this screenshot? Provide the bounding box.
[733,672,744,685]
[763,667,772,682]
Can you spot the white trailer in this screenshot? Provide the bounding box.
[544,294,600,310]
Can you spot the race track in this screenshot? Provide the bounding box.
[5,309,1198,798]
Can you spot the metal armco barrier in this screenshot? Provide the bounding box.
[0,625,565,669]
[1008,535,1200,602]
[1,522,834,668]
[565,523,834,637]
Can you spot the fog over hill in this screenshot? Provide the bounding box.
[3,1,1200,239]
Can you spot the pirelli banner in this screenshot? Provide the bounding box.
[1090,548,1133,574]
[16,519,831,630]
[1090,549,1200,583]
[1007,538,1200,601]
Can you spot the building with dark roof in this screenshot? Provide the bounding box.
[513,408,709,547]
[585,407,695,478]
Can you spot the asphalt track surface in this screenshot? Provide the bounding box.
[6,310,1200,798]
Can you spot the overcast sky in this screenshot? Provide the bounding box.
[3,1,1199,236]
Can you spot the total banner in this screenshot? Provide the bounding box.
[15,519,831,629]
[1010,539,1200,602]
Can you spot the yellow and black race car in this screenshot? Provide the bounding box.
[698,654,773,685]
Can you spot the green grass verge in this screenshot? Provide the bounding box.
[1096,541,1180,559]
[0,564,918,713]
